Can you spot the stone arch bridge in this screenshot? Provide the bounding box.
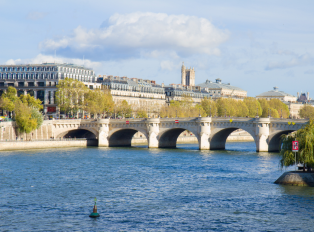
[46,117,308,152]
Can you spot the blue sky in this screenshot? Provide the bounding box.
[1,0,313,97]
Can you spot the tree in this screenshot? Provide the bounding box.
[235,100,249,117]
[55,78,88,116]
[268,99,290,118]
[216,98,238,117]
[0,86,18,116]
[136,109,148,118]
[280,120,314,170]
[14,100,38,134]
[201,98,217,116]
[160,96,206,118]
[84,89,114,118]
[258,98,270,117]
[299,105,314,119]
[19,94,43,110]
[116,100,132,118]
[243,97,262,117]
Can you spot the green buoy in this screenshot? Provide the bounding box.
[89,197,100,218]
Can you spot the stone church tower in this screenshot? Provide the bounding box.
[181,62,195,86]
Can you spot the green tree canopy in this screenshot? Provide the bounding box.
[243,97,262,117]
[19,94,43,110]
[14,100,39,133]
[136,109,148,118]
[280,120,314,169]
[268,99,290,118]
[299,105,314,119]
[55,78,88,115]
[160,95,206,118]
[201,98,217,116]
[116,100,132,118]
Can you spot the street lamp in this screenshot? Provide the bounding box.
[268,108,270,118]
[210,107,212,117]
[281,109,283,118]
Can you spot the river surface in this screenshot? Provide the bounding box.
[1,142,314,231]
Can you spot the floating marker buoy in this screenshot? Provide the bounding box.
[89,197,100,218]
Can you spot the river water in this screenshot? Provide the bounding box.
[1,142,314,231]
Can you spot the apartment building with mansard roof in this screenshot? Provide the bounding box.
[0,63,101,118]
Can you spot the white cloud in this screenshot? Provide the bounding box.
[5,54,101,70]
[39,12,229,60]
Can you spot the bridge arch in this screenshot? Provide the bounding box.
[108,128,148,147]
[56,128,98,139]
[210,127,256,150]
[158,128,199,148]
[268,130,295,152]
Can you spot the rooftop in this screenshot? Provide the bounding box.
[0,63,93,70]
[197,79,246,92]
[256,87,296,98]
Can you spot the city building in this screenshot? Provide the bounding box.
[197,79,247,99]
[181,62,195,86]
[100,75,166,117]
[164,83,211,104]
[165,78,247,104]
[0,63,100,118]
[256,87,297,102]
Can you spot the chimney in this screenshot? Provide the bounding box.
[307,92,309,101]
[297,92,299,99]
[161,83,164,87]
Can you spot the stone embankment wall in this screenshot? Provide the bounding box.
[0,121,54,141]
[0,139,97,151]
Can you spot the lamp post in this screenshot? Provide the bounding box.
[210,107,212,117]
[268,108,270,118]
[281,109,283,118]
[256,107,258,118]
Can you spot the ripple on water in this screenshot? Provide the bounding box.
[0,142,314,231]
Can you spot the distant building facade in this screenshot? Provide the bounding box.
[165,78,247,105]
[256,87,297,102]
[0,63,100,118]
[100,75,166,117]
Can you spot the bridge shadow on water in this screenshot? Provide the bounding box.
[131,141,258,153]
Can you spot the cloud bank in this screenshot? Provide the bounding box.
[39,12,229,60]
